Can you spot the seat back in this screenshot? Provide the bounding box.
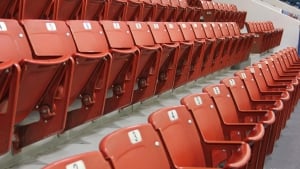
[179,22,206,80]
[64,20,111,129]
[234,70,267,101]
[43,151,111,169]
[181,93,226,141]
[100,124,171,169]
[18,0,54,19]
[203,84,240,123]
[127,21,156,46]
[191,22,208,39]
[100,20,139,114]
[127,21,161,103]
[53,0,84,20]
[148,105,207,167]
[147,22,172,44]
[221,77,253,110]
[201,23,216,39]
[82,0,106,20]
[101,21,135,49]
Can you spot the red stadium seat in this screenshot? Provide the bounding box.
[127,21,162,103]
[148,105,251,168]
[203,84,275,169]
[178,22,206,81]
[181,92,264,169]
[0,19,73,152]
[82,0,106,20]
[164,22,193,88]
[100,21,139,113]
[100,124,179,168]
[0,21,21,154]
[190,22,217,76]
[43,151,112,169]
[15,0,55,19]
[147,22,179,94]
[64,20,112,130]
[53,0,84,20]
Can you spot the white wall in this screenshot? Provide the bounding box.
[215,0,300,51]
[261,0,300,17]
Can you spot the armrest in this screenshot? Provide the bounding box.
[223,123,265,142]
[251,99,284,111]
[204,141,251,169]
[110,46,140,55]
[23,54,72,65]
[238,110,275,125]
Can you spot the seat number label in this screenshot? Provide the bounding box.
[128,129,142,144]
[229,79,236,86]
[46,22,57,31]
[168,109,178,121]
[113,22,121,29]
[83,22,92,30]
[194,96,203,105]
[0,22,7,31]
[66,160,86,169]
[213,87,221,95]
[135,23,142,29]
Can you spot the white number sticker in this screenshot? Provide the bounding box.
[128,129,142,144]
[46,22,57,31]
[229,79,236,86]
[241,73,247,79]
[194,96,203,105]
[66,160,86,169]
[213,87,221,95]
[113,22,121,29]
[153,23,159,29]
[168,109,179,121]
[83,22,92,30]
[135,23,142,29]
[0,22,7,31]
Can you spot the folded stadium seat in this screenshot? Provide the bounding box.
[62,20,111,130]
[228,4,246,28]
[267,21,283,47]
[164,22,193,88]
[244,65,294,133]
[245,22,266,53]
[178,22,206,81]
[0,0,17,18]
[224,22,249,64]
[221,77,280,169]
[177,0,202,22]
[14,0,55,19]
[168,0,186,21]
[229,22,254,60]
[191,22,217,76]
[202,22,226,73]
[219,22,241,66]
[181,93,264,169]
[160,0,178,21]
[126,21,162,103]
[234,69,290,147]
[0,21,21,154]
[147,22,180,94]
[252,61,298,119]
[198,1,218,22]
[43,151,111,169]
[0,19,73,152]
[270,53,300,78]
[81,0,106,20]
[279,47,300,67]
[100,123,219,169]
[203,84,275,169]
[212,22,236,69]
[105,0,142,21]
[149,105,251,168]
[138,0,156,21]
[211,2,225,21]
[53,0,84,20]
[150,0,168,21]
[100,21,139,114]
